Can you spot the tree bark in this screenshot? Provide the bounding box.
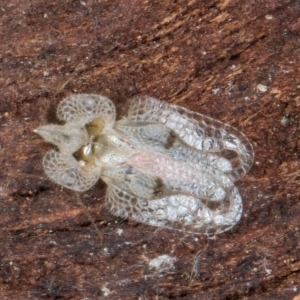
[0,0,299,299]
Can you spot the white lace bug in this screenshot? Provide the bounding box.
[35,94,253,234]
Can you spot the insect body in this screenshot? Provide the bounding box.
[35,94,253,234]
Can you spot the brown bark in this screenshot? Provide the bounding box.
[0,0,299,299]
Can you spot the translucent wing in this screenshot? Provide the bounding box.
[123,96,254,181]
[57,94,116,129]
[115,122,234,177]
[105,182,242,234]
[43,150,101,192]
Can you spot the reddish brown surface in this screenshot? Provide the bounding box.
[0,0,300,299]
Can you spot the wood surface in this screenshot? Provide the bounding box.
[0,0,300,299]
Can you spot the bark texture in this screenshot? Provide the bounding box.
[0,0,300,299]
